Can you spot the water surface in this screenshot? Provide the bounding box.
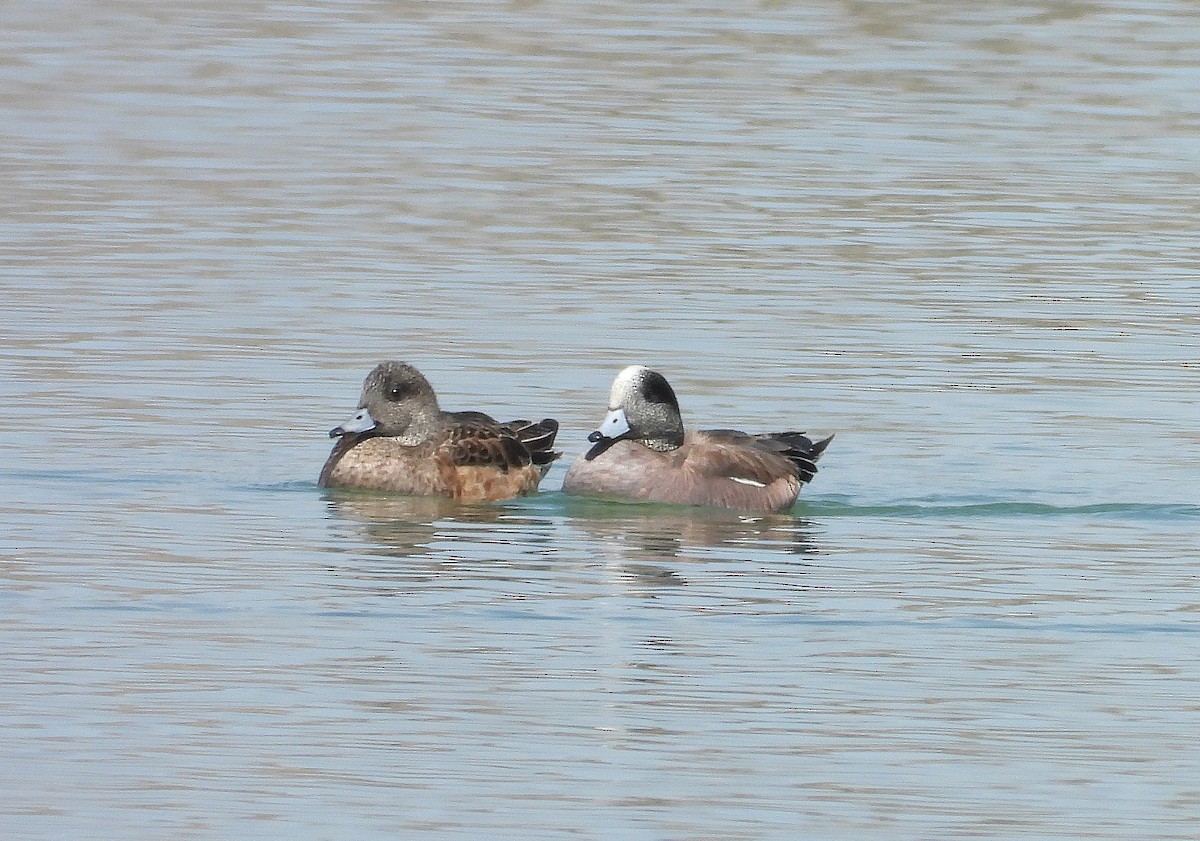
[3,1,1199,838]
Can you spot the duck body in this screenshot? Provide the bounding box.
[562,366,831,513]
[319,362,559,501]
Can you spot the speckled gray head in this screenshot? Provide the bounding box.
[585,365,685,460]
[329,361,441,444]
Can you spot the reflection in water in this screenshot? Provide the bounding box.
[562,495,822,562]
[563,497,824,595]
[322,491,823,597]
[321,490,564,592]
[617,562,687,590]
[323,490,499,559]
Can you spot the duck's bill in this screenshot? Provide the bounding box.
[583,408,630,460]
[329,407,377,438]
[592,408,629,440]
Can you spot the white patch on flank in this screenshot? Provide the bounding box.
[730,476,767,488]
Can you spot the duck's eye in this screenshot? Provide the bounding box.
[388,386,404,400]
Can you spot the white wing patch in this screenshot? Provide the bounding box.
[729,476,767,488]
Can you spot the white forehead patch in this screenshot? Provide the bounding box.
[609,365,650,408]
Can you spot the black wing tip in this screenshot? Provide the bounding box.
[503,417,561,465]
[767,431,833,484]
[810,432,834,457]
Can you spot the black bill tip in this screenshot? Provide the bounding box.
[584,436,617,461]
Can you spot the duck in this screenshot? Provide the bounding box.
[319,361,560,501]
[562,365,831,513]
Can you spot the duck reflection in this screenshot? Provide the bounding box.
[617,562,688,590]
[321,489,560,589]
[562,496,822,569]
[323,490,499,558]
[321,490,822,595]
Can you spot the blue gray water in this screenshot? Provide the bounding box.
[3,1,1198,838]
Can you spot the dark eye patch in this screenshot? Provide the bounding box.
[642,372,678,407]
[386,381,410,400]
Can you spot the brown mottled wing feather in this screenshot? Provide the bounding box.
[441,413,561,468]
[440,421,532,472]
[501,418,561,466]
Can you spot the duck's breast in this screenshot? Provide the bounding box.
[321,437,445,495]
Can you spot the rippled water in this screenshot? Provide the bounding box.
[3,1,1199,838]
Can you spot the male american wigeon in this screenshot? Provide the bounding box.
[319,361,560,501]
[562,365,832,513]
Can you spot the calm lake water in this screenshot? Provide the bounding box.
[3,1,1199,838]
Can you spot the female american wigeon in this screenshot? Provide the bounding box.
[319,361,560,501]
[562,365,832,513]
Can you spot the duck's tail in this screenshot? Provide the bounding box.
[765,431,834,484]
[504,418,562,470]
